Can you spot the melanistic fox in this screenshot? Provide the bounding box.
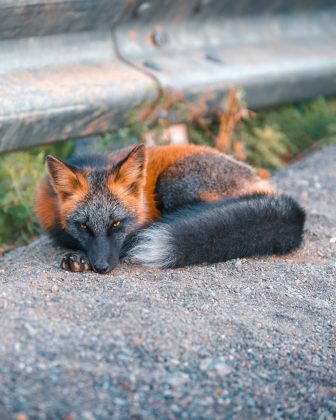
[36,144,305,273]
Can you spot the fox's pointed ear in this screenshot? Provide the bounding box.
[109,144,146,193]
[46,155,88,200]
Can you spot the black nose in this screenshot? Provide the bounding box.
[93,263,110,274]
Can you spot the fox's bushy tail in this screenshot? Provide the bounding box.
[129,194,305,268]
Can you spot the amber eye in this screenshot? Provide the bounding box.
[80,223,87,230]
[111,220,121,228]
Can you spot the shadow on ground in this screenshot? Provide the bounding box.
[0,146,335,419]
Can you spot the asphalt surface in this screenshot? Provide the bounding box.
[0,146,335,419]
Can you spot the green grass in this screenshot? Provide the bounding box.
[0,141,74,252]
[242,97,336,167]
[102,96,336,169]
[186,96,336,169]
[1,96,336,252]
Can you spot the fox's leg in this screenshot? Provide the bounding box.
[61,253,91,272]
[44,225,91,272]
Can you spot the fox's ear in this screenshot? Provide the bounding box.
[47,155,88,200]
[109,144,146,193]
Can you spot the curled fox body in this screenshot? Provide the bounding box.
[36,144,305,273]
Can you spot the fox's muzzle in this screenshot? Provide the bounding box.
[87,235,120,273]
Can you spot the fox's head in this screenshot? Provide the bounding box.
[47,145,148,273]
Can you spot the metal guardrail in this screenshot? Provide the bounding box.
[1,0,336,153]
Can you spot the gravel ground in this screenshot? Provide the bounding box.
[0,146,335,420]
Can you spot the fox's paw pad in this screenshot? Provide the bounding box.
[61,253,91,272]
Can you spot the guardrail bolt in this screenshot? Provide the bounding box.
[133,1,152,18]
[149,29,169,47]
[193,0,213,13]
[143,60,161,71]
[205,53,222,63]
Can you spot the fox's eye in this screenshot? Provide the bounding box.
[80,223,87,230]
[111,220,121,228]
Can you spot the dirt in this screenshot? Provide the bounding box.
[0,146,335,419]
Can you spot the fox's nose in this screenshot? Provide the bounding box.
[93,262,110,274]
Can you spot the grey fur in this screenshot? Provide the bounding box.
[155,153,257,212]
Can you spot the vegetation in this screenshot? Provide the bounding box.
[102,92,336,170]
[1,94,336,252]
[0,141,74,253]
[242,97,336,167]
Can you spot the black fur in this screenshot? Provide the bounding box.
[49,223,82,250]
[151,194,305,267]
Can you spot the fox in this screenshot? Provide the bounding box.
[35,144,305,274]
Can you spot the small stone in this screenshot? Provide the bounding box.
[81,412,95,420]
[24,323,37,336]
[200,358,232,377]
[15,415,28,420]
[115,398,126,406]
[51,285,59,293]
[200,358,212,372]
[235,259,242,269]
[167,372,189,387]
[329,237,336,243]
[170,358,179,367]
[214,362,232,377]
[133,337,142,347]
[171,404,181,413]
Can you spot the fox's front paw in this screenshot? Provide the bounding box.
[61,253,91,272]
